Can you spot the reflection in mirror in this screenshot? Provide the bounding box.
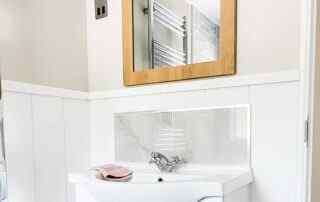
[133,0,220,71]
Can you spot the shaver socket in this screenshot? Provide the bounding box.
[95,0,108,19]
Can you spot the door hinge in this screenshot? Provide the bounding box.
[304,118,310,147]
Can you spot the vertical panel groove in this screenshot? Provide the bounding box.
[30,95,36,202]
[61,98,68,202]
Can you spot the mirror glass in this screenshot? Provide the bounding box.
[133,0,221,71]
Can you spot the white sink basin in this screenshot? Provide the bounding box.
[129,172,206,183]
[69,170,253,202]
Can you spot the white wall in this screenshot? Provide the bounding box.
[3,84,90,202]
[0,0,302,91]
[86,0,301,91]
[0,0,89,91]
[86,0,123,91]
[0,0,34,84]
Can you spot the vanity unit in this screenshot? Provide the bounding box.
[70,107,253,202]
[69,170,252,202]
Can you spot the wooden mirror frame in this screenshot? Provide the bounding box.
[122,0,237,86]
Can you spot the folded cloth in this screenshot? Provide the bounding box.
[93,164,133,182]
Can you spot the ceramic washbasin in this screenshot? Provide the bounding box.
[69,170,253,202]
[129,172,206,183]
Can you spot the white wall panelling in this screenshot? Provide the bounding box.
[250,82,301,202]
[3,76,305,202]
[89,70,300,99]
[3,93,35,202]
[2,80,89,100]
[32,95,66,202]
[3,87,90,202]
[63,99,90,202]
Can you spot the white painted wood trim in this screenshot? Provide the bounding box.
[2,80,89,100]
[68,170,253,196]
[89,70,300,99]
[299,0,318,201]
[297,0,313,198]
[307,0,320,201]
[2,70,300,100]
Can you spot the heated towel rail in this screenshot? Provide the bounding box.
[146,0,188,68]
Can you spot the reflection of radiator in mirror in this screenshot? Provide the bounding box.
[153,40,187,67]
[145,0,220,68]
[146,0,188,68]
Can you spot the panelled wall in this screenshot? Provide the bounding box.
[3,84,90,202]
[2,71,306,202]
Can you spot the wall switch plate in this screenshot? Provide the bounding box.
[95,0,108,20]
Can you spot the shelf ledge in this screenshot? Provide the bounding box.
[2,69,300,100]
[90,69,301,100]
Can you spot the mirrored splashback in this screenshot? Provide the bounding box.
[133,0,220,71]
[114,106,250,167]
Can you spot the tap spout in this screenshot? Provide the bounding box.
[149,152,187,172]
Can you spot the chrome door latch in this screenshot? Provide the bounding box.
[304,118,310,147]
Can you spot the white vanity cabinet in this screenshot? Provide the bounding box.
[72,183,249,202]
[223,187,250,202]
[198,198,223,202]
[69,170,252,202]
[197,187,249,202]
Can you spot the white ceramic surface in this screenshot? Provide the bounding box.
[114,107,250,166]
[69,170,252,202]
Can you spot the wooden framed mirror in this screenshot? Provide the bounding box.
[123,0,237,86]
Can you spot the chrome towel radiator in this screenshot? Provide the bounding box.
[145,0,188,68]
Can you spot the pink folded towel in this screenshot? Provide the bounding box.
[93,164,133,182]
